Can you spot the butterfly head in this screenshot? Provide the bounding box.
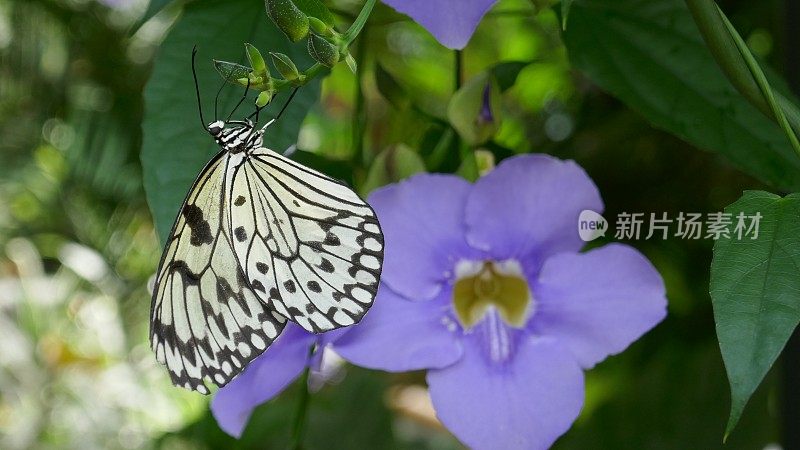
[207,119,262,154]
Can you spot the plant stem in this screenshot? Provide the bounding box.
[290,345,315,450]
[351,27,368,168]
[260,0,376,95]
[454,50,463,91]
[343,0,377,45]
[685,0,800,155]
[715,6,800,156]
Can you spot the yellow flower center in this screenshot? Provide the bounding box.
[452,260,532,329]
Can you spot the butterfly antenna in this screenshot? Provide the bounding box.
[191,46,207,130]
[213,76,226,121]
[260,87,300,130]
[225,77,251,122]
[275,87,299,122]
[246,104,266,123]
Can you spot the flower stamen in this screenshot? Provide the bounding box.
[452,260,532,329]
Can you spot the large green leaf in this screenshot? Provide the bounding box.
[710,191,800,436]
[141,0,321,244]
[563,0,800,191]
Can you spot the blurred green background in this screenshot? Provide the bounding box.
[0,0,796,448]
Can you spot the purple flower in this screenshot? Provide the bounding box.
[383,0,498,49]
[210,324,343,437]
[335,154,667,449]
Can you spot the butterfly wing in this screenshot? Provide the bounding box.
[226,147,384,333]
[150,151,286,394]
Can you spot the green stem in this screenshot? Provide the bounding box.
[342,0,377,45]
[351,27,368,168]
[715,6,800,156]
[290,346,314,450]
[454,50,463,91]
[685,0,800,156]
[250,0,376,96]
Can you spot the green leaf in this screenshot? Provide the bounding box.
[563,0,800,191]
[361,144,426,194]
[710,190,800,437]
[292,0,336,26]
[141,0,321,244]
[213,59,251,84]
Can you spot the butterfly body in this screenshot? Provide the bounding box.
[150,118,383,394]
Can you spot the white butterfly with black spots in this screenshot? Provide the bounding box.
[150,118,383,394]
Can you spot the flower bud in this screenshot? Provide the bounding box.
[269,52,302,82]
[447,72,502,145]
[256,90,273,108]
[265,0,309,42]
[307,33,339,67]
[245,43,269,79]
[474,149,496,176]
[308,16,330,36]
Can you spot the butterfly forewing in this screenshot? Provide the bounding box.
[227,147,384,333]
[150,152,286,394]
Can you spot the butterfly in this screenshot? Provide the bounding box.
[149,53,383,394]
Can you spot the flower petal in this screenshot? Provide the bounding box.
[531,243,667,368]
[465,154,603,275]
[369,174,477,300]
[335,286,463,371]
[427,335,584,450]
[211,324,315,437]
[382,0,497,49]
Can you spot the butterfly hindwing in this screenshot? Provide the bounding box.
[150,152,286,394]
[227,147,384,333]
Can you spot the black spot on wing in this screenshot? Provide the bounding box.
[323,232,340,246]
[284,280,296,293]
[307,280,321,293]
[251,279,266,292]
[234,195,246,206]
[235,226,247,242]
[318,258,334,273]
[182,204,213,246]
[256,262,269,274]
[269,287,282,300]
